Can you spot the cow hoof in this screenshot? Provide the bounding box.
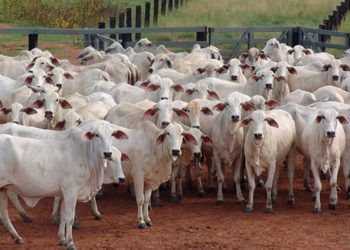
[216,200,224,205]
[138,223,147,229]
[152,198,163,207]
[22,215,32,223]
[59,239,68,246]
[94,214,102,220]
[244,207,252,213]
[95,191,104,200]
[67,244,77,250]
[328,204,336,210]
[170,196,179,203]
[15,237,25,245]
[52,218,60,226]
[197,192,205,198]
[287,199,295,207]
[313,207,321,214]
[146,221,152,227]
[177,194,183,201]
[265,207,273,213]
[207,187,215,193]
[72,222,81,230]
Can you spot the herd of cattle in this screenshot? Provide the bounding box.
[1,37,350,249]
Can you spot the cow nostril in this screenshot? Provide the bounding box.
[231,115,240,122]
[265,83,273,89]
[162,121,170,127]
[333,75,339,81]
[327,131,336,138]
[149,68,153,73]
[45,111,53,119]
[192,125,200,129]
[103,152,112,159]
[231,75,238,81]
[172,149,180,156]
[160,97,168,100]
[193,152,201,158]
[118,177,126,183]
[251,66,256,71]
[13,121,19,124]
[56,84,62,88]
[254,133,263,139]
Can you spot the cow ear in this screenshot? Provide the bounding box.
[45,76,54,85]
[303,49,312,55]
[121,153,130,162]
[32,99,44,109]
[143,108,158,118]
[213,103,225,111]
[215,67,227,74]
[156,133,166,145]
[47,65,55,71]
[22,107,37,115]
[26,62,35,70]
[112,130,129,140]
[50,57,59,66]
[337,115,348,124]
[239,64,250,70]
[287,67,297,74]
[186,88,195,95]
[84,132,95,140]
[0,107,11,115]
[340,64,350,72]
[172,84,184,92]
[270,66,278,73]
[322,64,331,72]
[242,101,256,111]
[196,68,205,74]
[251,75,261,81]
[140,81,150,88]
[24,75,34,84]
[166,60,173,68]
[201,107,213,115]
[240,52,249,60]
[265,99,280,109]
[207,90,219,100]
[316,115,325,123]
[265,117,279,128]
[241,117,252,126]
[173,108,189,119]
[54,120,66,131]
[201,135,213,147]
[63,72,74,79]
[146,84,160,91]
[182,132,198,145]
[59,99,73,109]
[259,53,268,60]
[287,49,294,55]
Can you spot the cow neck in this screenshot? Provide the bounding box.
[315,124,334,174]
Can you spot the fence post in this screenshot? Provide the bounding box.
[291,26,301,47]
[135,5,142,41]
[161,0,166,15]
[119,12,126,47]
[125,8,132,46]
[153,0,159,25]
[98,21,105,51]
[196,26,208,47]
[208,27,214,46]
[168,0,173,12]
[109,16,116,40]
[175,0,179,8]
[145,1,151,27]
[318,24,326,52]
[28,34,38,50]
[247,30,254,49]
[84,32,90,48]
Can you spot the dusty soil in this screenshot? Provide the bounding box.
[1,153,350,249]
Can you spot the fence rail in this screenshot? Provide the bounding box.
[0,26,349,59]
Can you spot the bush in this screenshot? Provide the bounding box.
[2,0,128,28]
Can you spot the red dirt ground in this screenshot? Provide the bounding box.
[1,154,350,249]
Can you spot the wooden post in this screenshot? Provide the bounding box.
[98,21,105,50]
[153,0,159,25]
[318,24,326,52]
[168,0,173,12]
[135,5,142,41]
[28,34,38,50]
[291,27,301,47]
[145,1,151,27]
[109,16,116,40]
[161,0,166,15]
[125,8,132,46]
[196,27,207,47]
[175,0,179,8]
[119,12,126,47]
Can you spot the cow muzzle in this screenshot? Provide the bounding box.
[231,75,238,81]
[332,75,339,81]
[254,133,263,140]
[231,115,240,122]
[265,83,273,90]
[45,111,53,119]
[103,152,112,160]
[327,131,336,138]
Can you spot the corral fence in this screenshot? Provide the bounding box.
[0,26,349,60]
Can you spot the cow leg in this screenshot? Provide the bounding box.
[0,191,24,244]
[143,188,152,227]
[58,197,67,246]
[245,163,256,213]
[303,156,312,192]
[151,189,162,207]
[186,164,193,190]
[90,196,102,220]
[61,193,77,250]
[287,147,296,206]
[329,159,340,210]
[206,156,215,192]
[272,163,280,204]
[177,166,183,200]
[52,196,61,225]
[170,165,180,203]
[311,160,322,213]
[7,191,31,223]
[196,164,205,198]
[214,151,224,205]
[342,152,350,198]
[265,160,276,213]
[233,154,244,203]
[134,175,146,229]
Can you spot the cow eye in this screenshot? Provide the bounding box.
[225,103,229,106]
[96,134,100,138]
[41,62,44,65]
[56,99,59,102]
[166,132,170,135]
